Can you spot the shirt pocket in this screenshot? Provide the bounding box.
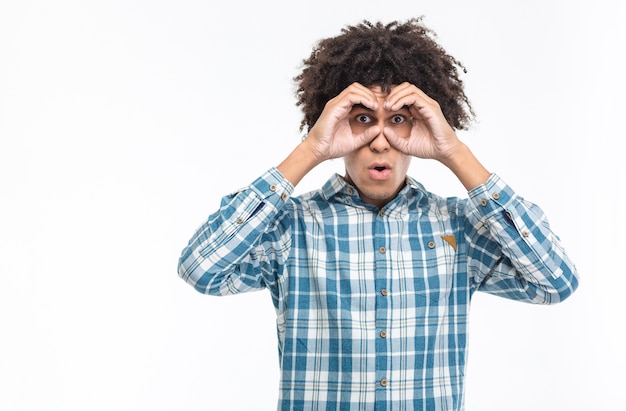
[397,235,457,306]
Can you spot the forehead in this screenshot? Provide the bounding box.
[368,85,388,99]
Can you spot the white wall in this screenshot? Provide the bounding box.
[0,1,623,410]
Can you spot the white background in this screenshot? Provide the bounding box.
[1,1,624,410]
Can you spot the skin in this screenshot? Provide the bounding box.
[342,87,413,208]
[278,82,491,207]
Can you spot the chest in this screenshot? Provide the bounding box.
[285,207,469,316]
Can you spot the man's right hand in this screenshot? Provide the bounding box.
[277,83,380,187]
[303,82,381,162]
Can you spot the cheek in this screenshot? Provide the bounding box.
[397,122,413,136]
[349,119,369,134]
[343,154,358,174]
[343,152,369,182]
[397,156,412,174]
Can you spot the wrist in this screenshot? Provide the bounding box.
[439,141,470,169]
[440,143,491,191]
[299,135,328,164]
[277,139,323,187]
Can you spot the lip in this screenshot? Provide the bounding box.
[368,162,392,180]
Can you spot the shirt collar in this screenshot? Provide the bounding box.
[320,173,426,214]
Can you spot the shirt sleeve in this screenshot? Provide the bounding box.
[466,174,579,304]
[177,167,294,296]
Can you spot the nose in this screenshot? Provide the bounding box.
[369,128,390,153]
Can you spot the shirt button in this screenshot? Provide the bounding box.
[380,289,388,296]
[380,330,387,338]
[492,192,500,200]
[480,199,488,206]
[522,230,530,237]
[269,184,277,192]
[347,188,353,195]
[236,217,243,224]
[380,378,388,387]
[379,246,386,254]
[281,193,288,201]
[379,210,385,217]
[428,241,435,249]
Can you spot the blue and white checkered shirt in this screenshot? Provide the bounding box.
[178,167,579,410]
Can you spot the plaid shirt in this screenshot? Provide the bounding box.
[178,167,579,410]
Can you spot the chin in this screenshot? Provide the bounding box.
[362,187,396,201]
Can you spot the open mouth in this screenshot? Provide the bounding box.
[368,163,392,180]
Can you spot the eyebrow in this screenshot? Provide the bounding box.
[352,103,411,111]
[352,103,372,111]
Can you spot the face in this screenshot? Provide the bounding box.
[343,86,412,209]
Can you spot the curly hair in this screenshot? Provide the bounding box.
[294,17,475,132]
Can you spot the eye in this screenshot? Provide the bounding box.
[355,114,372,123]
[390,115,406,124]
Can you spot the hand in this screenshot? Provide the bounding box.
[382,83,462,162]
[303,83,382,162]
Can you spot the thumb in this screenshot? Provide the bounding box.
[354,125,381,148]
[383,127,410,153]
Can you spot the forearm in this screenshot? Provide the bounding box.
[277,138,324,187]
[440,142,491,191]
[468,175,579,303]
[178,169,293,295]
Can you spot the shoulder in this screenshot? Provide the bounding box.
[405,176,473,218]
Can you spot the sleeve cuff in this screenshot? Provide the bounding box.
[468,173,516,217]
[249,167,295,204]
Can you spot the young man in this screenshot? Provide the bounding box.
[178,18,579,410]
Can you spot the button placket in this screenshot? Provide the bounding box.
[373,216,390,401]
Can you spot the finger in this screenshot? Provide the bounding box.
[389,82,433,102]
[353,125,381,148]
[320,87,378,127]
[385,83,435,112]
[339,83,379,111]
[383,82,414,110]
[383,127,410,154]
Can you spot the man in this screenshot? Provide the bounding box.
[178,18,579,410]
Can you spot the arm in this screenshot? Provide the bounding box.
[382,82,491,190]
[278,82,384,186]
[179,83,381,294]
[177,169,294,295]
[383,83,578,302]
[466,175,579,304]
